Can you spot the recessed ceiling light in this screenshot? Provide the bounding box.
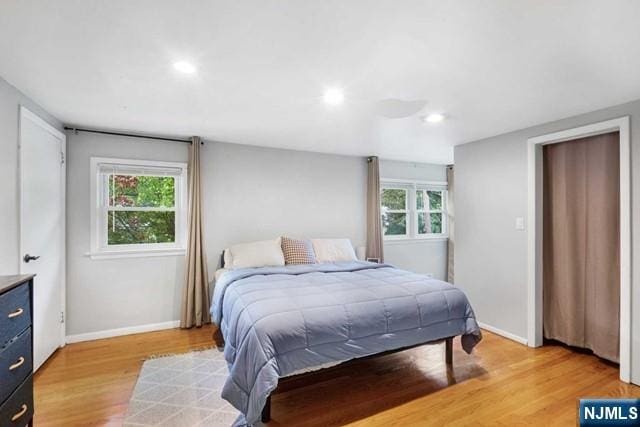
[323,88,344,106]
[424,113,446,123]
[173,61,196,74]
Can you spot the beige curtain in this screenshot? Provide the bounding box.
[543,132,619,362]
[180,136,211,328]
[366,156,384,262]
[446,165,454,283]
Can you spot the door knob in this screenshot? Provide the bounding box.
[23,254,40,263]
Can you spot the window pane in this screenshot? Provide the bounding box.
[418,212,426,234]
[382,212,407,236]
[109,175,175,208]
[416,190,424,210]
[418,212,443,234]
[430,213,443,233]
[107,211,176,245]
[427,190,442,210]
[381,189,406,210]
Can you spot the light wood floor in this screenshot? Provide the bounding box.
[34,326,639,426]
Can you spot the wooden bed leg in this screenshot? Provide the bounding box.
[261,394,271,423]
[445,337,453,365]
[213,327,225,349]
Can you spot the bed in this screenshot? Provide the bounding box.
[211,259,482,426]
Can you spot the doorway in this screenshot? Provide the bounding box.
[527,117,631,382]
[543,132,619,362]
[19,106,66,371]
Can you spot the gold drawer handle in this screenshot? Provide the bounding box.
[8,308,24,318]
[11,404,27,421]
[9,356,25,371]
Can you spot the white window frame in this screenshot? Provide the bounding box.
[415,187,448,238]
[381,178,448,242]
[380,185,410,240]
[89,157,188,259]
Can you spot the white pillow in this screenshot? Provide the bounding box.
[311,238,358,263]
[223,248,233,268]
[229,238,285,269]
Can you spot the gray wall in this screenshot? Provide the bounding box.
[65,134,369,335]
[0,76,62,275]
[380,160,449,279]
[454,98,640,383]
[201,143,367,266]
[65,132,189,336]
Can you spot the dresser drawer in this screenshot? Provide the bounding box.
[0,375,33,427]
[0,328,32,405]
[0,283,31,348]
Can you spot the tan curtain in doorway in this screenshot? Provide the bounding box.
[446,165,454,283]
[366,156,384,262]
[180,136,211,328]
[543,132,619,362]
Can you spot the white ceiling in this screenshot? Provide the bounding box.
[2,1,640,164]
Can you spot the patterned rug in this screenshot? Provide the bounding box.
[123,348,243,427]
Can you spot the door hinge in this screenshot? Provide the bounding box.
[60,311,65,323]
[60,151,65,165]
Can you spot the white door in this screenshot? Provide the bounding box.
[19,106,66,371]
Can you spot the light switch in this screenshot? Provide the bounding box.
[515,217,525,230]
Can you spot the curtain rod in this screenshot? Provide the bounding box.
[63,126,195,144]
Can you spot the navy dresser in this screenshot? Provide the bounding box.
[0,275,34,427]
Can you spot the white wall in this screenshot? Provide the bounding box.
[65,134,369,336]
[454,98,640,384]
[0,76,62,274]
[380,160,449,279]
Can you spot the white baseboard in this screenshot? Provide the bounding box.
[478,321,528,346]
[66,320,180,344]
[66,319,527,347]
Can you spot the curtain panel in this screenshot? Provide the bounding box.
[542,132,620,362]
[366,156,384,262]
[446,165,454,283]
[181,136,211,328]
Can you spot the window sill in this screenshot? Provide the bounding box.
[86,248,186,260]
[384,236,449,245]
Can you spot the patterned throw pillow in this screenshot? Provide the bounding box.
[281,236,316,265]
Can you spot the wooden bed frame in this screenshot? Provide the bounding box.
[260,336,454,422]
[215,253,455,423]
[214,330,454,423]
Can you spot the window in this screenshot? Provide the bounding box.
[381,187,408,237]
[417,189,445,235]
[381,180,448,240]
[90,158,187,258]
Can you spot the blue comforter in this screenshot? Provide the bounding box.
[211,261,481,425]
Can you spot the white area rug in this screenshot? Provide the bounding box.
[123,349,241,427]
